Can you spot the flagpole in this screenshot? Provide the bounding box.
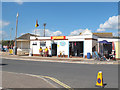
[43,23,46,37]
[14,12,19,55]
[35,27,37,35]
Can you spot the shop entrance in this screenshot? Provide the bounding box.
[99,42,112,58]
[69,41,83,57]
[103,43,112,55]
[52,43,57,56]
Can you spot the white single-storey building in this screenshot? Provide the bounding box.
[30,30,120,60]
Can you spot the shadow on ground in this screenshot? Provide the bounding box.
[0,64,8,66]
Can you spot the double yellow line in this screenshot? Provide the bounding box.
[6,72,73,90]
[42,76,72,89]
[27,74,73,90]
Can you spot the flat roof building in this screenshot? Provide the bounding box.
[30,30,120,60]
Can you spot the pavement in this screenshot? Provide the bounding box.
[2,71,56,88]
[1,52,119,65]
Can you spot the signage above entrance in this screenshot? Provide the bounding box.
[51,36,66,40]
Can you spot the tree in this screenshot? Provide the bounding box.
[1,40,14,46]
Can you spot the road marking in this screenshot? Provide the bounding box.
[24,74,73,90]
[4,71,73,90]
[4,71,57,88]
[42,76,71,89]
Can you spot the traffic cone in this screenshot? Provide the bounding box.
[95,70,104,88]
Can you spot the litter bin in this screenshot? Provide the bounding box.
[87,52,91,59]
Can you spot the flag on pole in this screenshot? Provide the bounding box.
[35,20,39,27]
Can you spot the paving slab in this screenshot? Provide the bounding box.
[2,71,56,88]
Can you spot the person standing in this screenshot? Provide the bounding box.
[49,46,52,57]
[39,47,43,57]
[45,47,48,57]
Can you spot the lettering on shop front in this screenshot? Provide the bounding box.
[51,36,66,40]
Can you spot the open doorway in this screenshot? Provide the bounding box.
[52,43,57,56]
[99,41,112,57]
[69,41,83,57]
[103,43,112,56]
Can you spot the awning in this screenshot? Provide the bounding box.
[99,40,111,44]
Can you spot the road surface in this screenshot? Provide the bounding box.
[2,58,118,88]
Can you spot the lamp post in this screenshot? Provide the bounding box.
[14,12,19,55]
[10,28,13,47]
[43,23,46,37]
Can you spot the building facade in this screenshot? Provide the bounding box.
[16,33,38,55]
[30,30,120,60]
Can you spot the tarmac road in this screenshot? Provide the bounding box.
[2,58,118,88]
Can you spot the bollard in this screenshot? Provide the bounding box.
[95,70,104,88]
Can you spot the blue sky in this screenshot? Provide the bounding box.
[1,2,119,40]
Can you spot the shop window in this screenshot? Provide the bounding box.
[40,41,46,46]
[32,42,37,45]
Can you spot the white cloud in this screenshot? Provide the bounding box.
[113,32,117,37]
[20,33,25,35]
[0,30,8,40]
[117,31,120,37]
[16,2,23,5]
[70,15,119,36]
[97,15,118,32]
[118,31,120,34]
[0,20,10,28]
[52,31,62,36]
[33,29,62,36]
[14,0,23,5]
[112,31,120,37]
[0,30,2,35]
[96,28,105,32]
[70,28,91,36]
